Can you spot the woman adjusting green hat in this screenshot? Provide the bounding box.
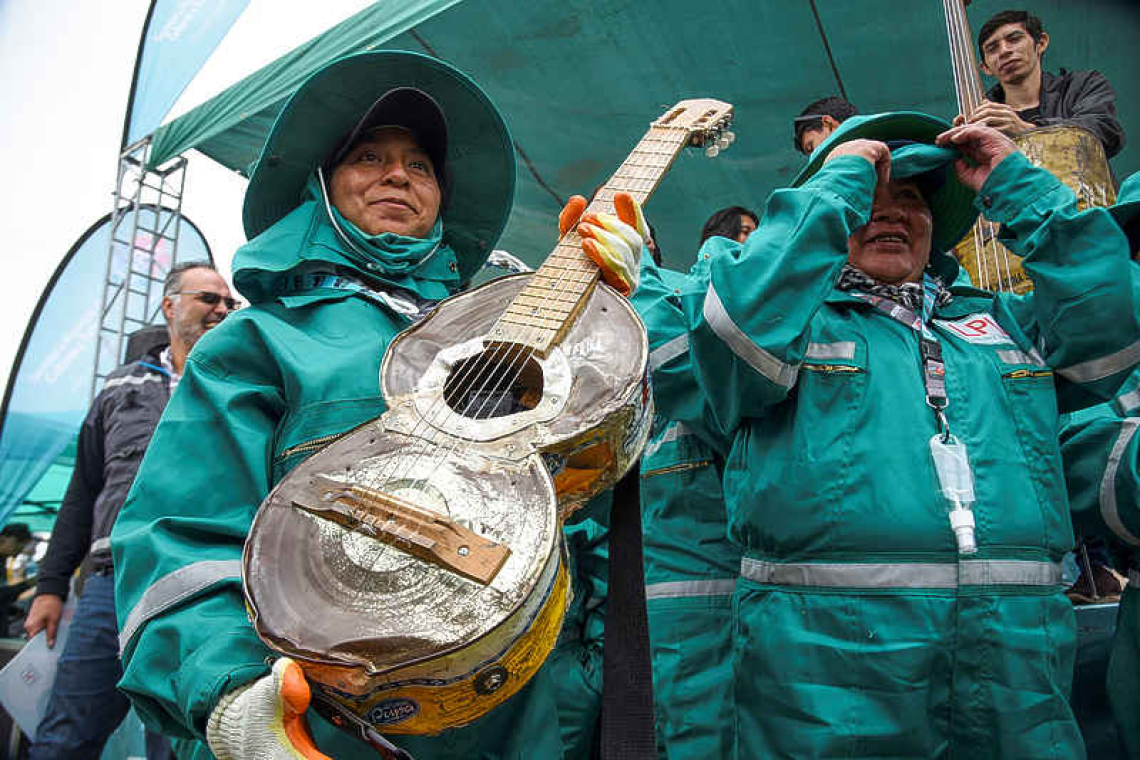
[647,114,1140,757]
[112,51,581,760]
[794,111,980,282]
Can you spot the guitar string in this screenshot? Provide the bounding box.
[379,134,689,495]
[359,134,668,494]
[343,128,690,572]
[946,0,991,291]
[367,135,681,496]
[948,0,1020,293]
[308,156,610,582]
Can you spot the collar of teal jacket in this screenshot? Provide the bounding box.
[233,175,462,304]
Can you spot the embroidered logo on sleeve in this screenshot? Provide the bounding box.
[934,314,1015,345]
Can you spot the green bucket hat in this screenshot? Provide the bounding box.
[242,50,515,283]
[1109,171,1140,256]
[793,112,980,280]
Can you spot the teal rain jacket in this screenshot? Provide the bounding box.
[549,490,609,759]
[1061,367,1140,759]
[654,153,1140,758]
[632,254,736,759]
[111,195,595,759]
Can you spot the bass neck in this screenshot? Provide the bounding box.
[942,0,988,116]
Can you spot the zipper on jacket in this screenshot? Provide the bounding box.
[801,363,864,373]
[642,460,712,478]
[1002,368,1053,379]
[278,431,350,460]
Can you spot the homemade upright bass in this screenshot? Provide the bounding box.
[243,100,735,741]
[943,0,1116,293]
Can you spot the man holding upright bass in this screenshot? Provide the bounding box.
[956,8,1124,158]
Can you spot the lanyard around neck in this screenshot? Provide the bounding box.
[850,274,951,436]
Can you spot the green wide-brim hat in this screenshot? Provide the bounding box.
[242,50,515,283]
[1109,172,1140,255]
[793,111,980,280]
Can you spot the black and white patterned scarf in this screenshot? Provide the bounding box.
[835,264,953,312]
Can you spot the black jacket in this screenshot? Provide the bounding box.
[987,68,1125,159]
[34,346,172,599]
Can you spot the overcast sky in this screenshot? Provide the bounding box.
[0,0,383,395]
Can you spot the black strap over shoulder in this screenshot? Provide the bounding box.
[600,463,656,759]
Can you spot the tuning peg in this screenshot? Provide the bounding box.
[717,135,730,150]
[705,144,720,158]
[724,131,736,144]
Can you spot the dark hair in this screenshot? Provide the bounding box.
[700,206,759,246]
[978,10,1045,55]
[163,260,217,297]
[647,222,663,267]
[0,523,31,542]
[794,97,858,152]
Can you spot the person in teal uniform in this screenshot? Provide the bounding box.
[631,240,737,758]
[111,50,631,760]
[1059,171,1140,759]
[652,112,1140,757]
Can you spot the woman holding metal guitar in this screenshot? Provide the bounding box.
[110,50,648,760]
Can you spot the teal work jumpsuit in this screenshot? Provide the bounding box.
[632,254,737,759]
[111,197,603,759]
[654,152,1140,758]
[1061,366,1140,759]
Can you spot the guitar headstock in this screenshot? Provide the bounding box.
[652,99,735,157]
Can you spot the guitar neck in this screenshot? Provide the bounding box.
[485,125,692,357]
[942,0,987,115]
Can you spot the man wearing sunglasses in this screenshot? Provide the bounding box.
[23,261,233,760]
[164,272,240,375]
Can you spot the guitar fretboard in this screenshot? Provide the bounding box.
[484,125,692,357]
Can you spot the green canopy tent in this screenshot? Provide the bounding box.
[147,0,1139,269]
[4,1,1134,754]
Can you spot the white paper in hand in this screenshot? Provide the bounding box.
[0,599,76,736]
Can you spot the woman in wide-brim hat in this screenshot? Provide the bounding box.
[111,50,580,760]
[650,113,1140,757]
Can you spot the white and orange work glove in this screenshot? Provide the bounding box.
[559,192,649,297]
[206,657,332,760]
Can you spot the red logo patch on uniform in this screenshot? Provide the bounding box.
[934,314,1013,345]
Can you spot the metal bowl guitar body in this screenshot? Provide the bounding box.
[243,275,650,735]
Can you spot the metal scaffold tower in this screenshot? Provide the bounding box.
[90,138,188,401]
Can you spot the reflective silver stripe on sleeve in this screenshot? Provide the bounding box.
[643,422,692,459]
[1057,339,1140,384]
[1114,388,1140,416]
[1099,418,1140,546]
[740,558,1061,588]
[703,284,798,388]
[119,559,243,654]
[90,537,111,554]
[997,349,1047,367]
[649,334,689,371]
[102,373,165,392]
[645,578,736,600]
[805,342,856,361]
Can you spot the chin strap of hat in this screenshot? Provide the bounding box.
[599,463,657,759]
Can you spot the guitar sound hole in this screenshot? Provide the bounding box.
[443,349,544,419]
